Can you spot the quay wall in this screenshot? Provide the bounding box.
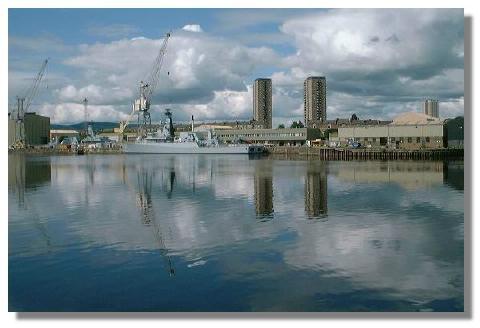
[267,146,463,160]
[9,145,464,160]
[8,147,122,155]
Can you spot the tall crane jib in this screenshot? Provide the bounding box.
[118,32,171,140]
[11,59,49,148]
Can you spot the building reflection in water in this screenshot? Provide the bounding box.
[8,153,52,207]
[333,161,446,190]
[443,161,464,192]
[253,160,274,220]
[8,154,26,206]
[304,162,328,219]
[8,153,53,249]
[135,164,175,277]
[165,162,176,199]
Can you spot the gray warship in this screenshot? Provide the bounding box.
[123,111,265,155]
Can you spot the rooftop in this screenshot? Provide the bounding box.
[391,112,443,125]
[50,129,80,134]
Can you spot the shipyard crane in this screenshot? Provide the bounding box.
[118,32,171,140]
[10,59,49,148]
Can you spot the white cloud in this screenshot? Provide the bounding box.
[61,30,279,121]
[55,84,133,104]
[181,85,253,121]
[280,9,463,73]
[9,9,464,124]
[438,97,464,119]
[270,9,464,120]
[182,24,203,33]
[37,102,130,124]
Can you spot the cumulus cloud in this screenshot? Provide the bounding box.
[438,97,464,118]
[9,9,464,124]
[59,29,279,121]
[55,84,133,104]
[182,24,203,33]
[37,102,130,124]
[175,86,252,121]
[281,9,463,75]
[274,9,464,120]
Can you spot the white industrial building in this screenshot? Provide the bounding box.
[216,127,322,146]
[331,112,446,149]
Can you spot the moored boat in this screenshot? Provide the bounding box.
[123,111,264,155]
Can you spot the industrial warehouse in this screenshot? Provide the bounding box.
[330,112,447,150]
[8,112,50,147]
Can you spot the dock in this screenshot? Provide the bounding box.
[267,146,464,161]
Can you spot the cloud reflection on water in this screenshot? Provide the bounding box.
[9,154,464,310]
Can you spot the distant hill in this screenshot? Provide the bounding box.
[51,122,120,131]
[50,121,167,132]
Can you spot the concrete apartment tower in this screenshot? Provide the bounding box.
[253,78,272,129]
[423,99,439,118]
[304,76,327,127]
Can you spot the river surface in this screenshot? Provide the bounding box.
[8,154,464,312]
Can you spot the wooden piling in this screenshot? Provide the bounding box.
[267,146,463,161]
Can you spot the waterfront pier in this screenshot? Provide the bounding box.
[267,146,464,161]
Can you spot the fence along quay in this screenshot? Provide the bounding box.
[267,146,464,161]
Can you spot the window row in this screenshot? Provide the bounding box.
[355,137,437,143]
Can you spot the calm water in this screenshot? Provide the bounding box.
[8,154,464,312]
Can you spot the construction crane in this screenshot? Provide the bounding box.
[118,32,171,140]
[10,59,49,148]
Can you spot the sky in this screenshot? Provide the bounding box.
[8,8,464,126]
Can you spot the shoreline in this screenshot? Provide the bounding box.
[8,146,464,161]
[267,146,464,160]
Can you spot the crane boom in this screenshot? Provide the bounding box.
[10,58,49,148]
[118,103,138,135]
[144,32,171,106]
[119,32,171,139]
[22,59,49,116]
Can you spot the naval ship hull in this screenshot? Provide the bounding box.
[123,142,264,154]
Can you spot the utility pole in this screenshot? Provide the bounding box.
[83,97,88,135]
[16,97,25,145]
